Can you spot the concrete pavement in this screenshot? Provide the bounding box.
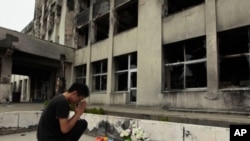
[0,131,96,141]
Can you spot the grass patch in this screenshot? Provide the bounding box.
[85,107,105,115]
[159,116,168,122]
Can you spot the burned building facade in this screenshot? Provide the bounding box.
[16,0,250,112]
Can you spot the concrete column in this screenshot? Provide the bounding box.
[0,55,12,102]
[137,0,163,106]
[86,0,94,99]
[106,0,115,104]
[205,0,219,99]
[64,0,75,46]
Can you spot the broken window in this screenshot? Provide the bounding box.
[76,0,90,28]
[93,0,110,18]
[164,36,207,91]
[67,0,75,11]
[115,52,137,92]
[76,9,89,28]
[77,25,89,48]
[78,0,90,12]
[167,0,204,15]
[92,60,107,91]
[219,26,250,89]
[115,0,138,34]
[75,64,87,84]
[94,14,109,42]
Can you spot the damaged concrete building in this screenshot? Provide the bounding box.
[2,0,250,113]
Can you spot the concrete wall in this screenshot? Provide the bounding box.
[162,4,206,44]
[29,0,250,112]
[160,0,250,111]
[0,111,229,141]
[0,111,42,134]
[113,28,138,56]
[217,0,250,31]
[91,39,109,62]
[75,47,89,65]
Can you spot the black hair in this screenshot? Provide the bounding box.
[67,82,89,97]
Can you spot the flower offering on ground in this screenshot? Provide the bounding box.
[120,124,150,141]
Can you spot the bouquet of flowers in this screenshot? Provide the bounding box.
[120,124,150,141]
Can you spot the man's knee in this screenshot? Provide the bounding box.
[77,119,88,130]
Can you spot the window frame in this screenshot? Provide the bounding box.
[75,64,87,84]
[164,37,207,92]
[92,60,107,92]
[115,53,137,92]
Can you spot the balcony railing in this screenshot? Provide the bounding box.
[76,8,90,28]
[93,0,110,19]
[115,0,130,8]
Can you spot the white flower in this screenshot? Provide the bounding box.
[120,125,150,141]
[120,128,131,137]
[132,124,137,128]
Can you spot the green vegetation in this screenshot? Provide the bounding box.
[159,116,168,122]
[85,107,105,115]
[43,100,49,108]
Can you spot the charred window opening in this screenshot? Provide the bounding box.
[93,0,110,18]
[77,25,89,48]
[167,0,204,15]
[76,9,89,28]
[164,36,207,91]
[67,0,75,11]
[92,60,107,92]
[56,4,62,16]
[115,54,128,91]
[75,64,87,84]
[78,0,90,12]
[94,14,109,42]
[219,26,250,89]
[115,0,138,34]
[115,52,137,91]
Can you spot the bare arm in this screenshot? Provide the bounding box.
[59,101,87,134]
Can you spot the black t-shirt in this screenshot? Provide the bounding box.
[37,95,69,141]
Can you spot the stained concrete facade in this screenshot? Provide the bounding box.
[0,111,229,141]
[0,27,74,102]
[7,0,250,113]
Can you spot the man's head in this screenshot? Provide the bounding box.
[67,83,89,103]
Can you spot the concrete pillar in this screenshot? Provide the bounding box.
[106,0,115,104]
[205,0,219,99]
[0,55,12,102]
[86,0,94,103]
[64,0,75,46]
[137,0,163,106]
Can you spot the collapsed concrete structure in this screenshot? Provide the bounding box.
[1,0,250,113]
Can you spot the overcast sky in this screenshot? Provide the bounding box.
[0,0,35,31]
